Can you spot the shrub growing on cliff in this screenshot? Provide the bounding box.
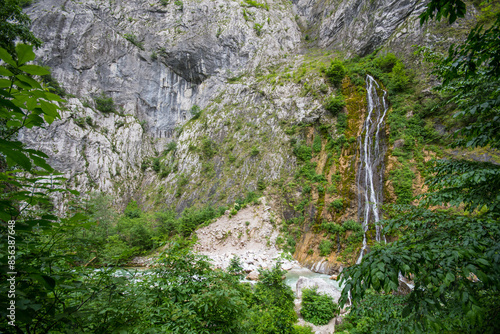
[312,135,322,153]
[301,288,338,325]
[123,33,144,50]
[324,94,346,116]
[325,59,346,86]
[94,93,116,113]
[293,143,312,161]
[190,104,202,119]
[319,239,333,256]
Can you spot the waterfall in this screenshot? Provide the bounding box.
[356,75,388,264]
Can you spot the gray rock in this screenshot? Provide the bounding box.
[246,270,260,281]
[296,276,341,303]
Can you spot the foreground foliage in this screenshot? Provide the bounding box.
[300,288,338,326]
[340,2,500,332]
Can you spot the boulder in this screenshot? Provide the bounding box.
[246,271,260,281]
[296,277,341,303]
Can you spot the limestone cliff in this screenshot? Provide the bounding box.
[21,0,477,271]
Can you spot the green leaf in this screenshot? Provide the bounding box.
[15,44,36,65]
[0,67,14,76]
[0,48,16,66]
[16,74,41,89]
[3,148,32,170]
[32,274,56,290]
[19,64,51,76]
[0,79,12,88]
[40,100,60,122]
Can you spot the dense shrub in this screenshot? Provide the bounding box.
[325,59,346,86]
[190,105,202,119]
[201,136,217,158]
[94,93,116,113]
[388,61,409,93]
[336,112,347,133]
[330,198,344,211]
[343,219,362,232]
[324,94,346,116]
[390,165,414,204]
[293,143,312,161]
[375,52,398,73]
[301,288,338,325]
[319,239,333,256]
[312,135,322,153]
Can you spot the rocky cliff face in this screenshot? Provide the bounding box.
[23,0,475,271]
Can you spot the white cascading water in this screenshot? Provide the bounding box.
[356,75,388,264]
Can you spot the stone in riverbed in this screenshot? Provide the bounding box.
[246,271,260,281]
[296,276,341,303]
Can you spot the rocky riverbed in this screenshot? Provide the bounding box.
[193,198,301,279]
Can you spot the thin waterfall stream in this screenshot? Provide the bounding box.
[356,75,388,264]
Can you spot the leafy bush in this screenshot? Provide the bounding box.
[250,145,260,156]
[294,325,314,333]
[325,59,346,86]
[85,116,93,127]
[201,136,216,158]
[336,112,347,133]
[312,135,322,153]
[301,288,338,325]
[124,200,141,219]
[165,141,177,153]
[343,219,362,232]
[228,255,244,276]
[41,71,66,97]
[319,239,333,256]
[74,116,86,128]
[324,94,346,116]
[375,52,399,73]
[123,33,144,50]
[322,222,344,234]
[390,165,414,204]
[293,144,312,161]
[94,93,116,113]
[388,61,409,92]
[152,157,161,172]
[190,105,202,119]
[330,198,343,211]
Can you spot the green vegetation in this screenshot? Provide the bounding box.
[301,288,338,325]
[250,145,260,156]
[0,0,41,52]
[336,290,408,333]
[242,0,269,11]
[254,22,264,36]
[325,59,346,86]
[41,70,66,97]
[324,94,346,116]
[190,104,202,119]
[174,0,183,10]
[340,3,500,332]
[123,33,145,50]
[312,135,322,153]
[389,165,414,204]
[293,142,312,161]
[318,239,333,256]
[94,92,116,113]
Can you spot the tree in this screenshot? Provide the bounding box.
[339,2,500,332]
[0,0,41,52]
